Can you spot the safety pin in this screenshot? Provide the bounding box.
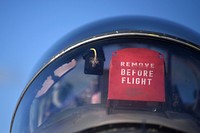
[90,48,99,67]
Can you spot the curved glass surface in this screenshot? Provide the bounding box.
[11,36,200,133]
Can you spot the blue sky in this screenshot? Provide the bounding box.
[1,1,200,132]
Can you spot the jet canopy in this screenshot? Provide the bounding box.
[11,16,200,133]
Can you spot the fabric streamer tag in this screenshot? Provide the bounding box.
[108,48,165,102]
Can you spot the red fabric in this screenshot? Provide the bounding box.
[108,48,165,102]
